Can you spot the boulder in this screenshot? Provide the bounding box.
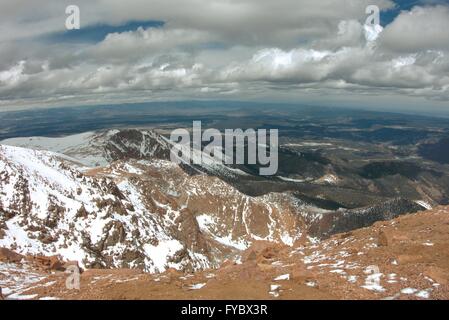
[0,247,23,263]
[241,241,284,263]
[291,265,316,284]
[31,255,65,271]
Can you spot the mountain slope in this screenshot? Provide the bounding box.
[2,205,448,300]
[0,144,216,272]
[0,144,304,273]
[1,129,170,168]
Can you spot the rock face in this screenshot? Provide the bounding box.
[303,198,425,238]
[104,129,171,162]
[0,144,304,273]
[0,144,207,272]
[1,205,448,300]
[0,129,430,274]
[0,247,23,263]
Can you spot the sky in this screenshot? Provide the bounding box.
[0,0,449,113]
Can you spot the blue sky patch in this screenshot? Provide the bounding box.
[381,0,448,25]
[43,20,164,43]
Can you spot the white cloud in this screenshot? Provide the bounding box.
[379,5,449,52]
[1,1,449,109]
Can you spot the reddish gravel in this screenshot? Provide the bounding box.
[1,206,448,300]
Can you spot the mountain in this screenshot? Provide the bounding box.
[0,142,303,273]
[1,205,448,300]
[1,129,170,168]
[0,129,430,275]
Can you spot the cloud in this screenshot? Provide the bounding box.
[87,27,214,63]
[1,0,449,110]
[379,5,449,52]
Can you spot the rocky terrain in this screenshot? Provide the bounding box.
[1,206,448,300]
[0,142,304,273]
[0,128,447,300]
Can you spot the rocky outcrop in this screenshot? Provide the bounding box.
[0,130,432,275]
[105,129,171,162]
[0,145,305,273]
[0,247,24,263]
[304,198,426,238]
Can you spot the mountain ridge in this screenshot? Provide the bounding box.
[0,129,430,275]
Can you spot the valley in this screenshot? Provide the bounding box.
[1,103,449,300]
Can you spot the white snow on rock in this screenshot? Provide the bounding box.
[401,288,418,294]
[0,129,308,274]
[415,200,432,210]
[0,145,209,273]
[305,281,317,287]
[415,290,431,299]
[274,274,290,281]
[0,262,46,300]
[196,214,250,250]
[317,174,339,185]
[189,283,206,290]
[1,131,109,167]
[278,176,306,183]
[143,240,184,272]
[361,268,385,292]
[270,284,281,291]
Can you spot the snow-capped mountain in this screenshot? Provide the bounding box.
[2,128,249,179]
[1,129,171,168]
[0,144,209,272]
[0,129,428,274]
[0,141,303,273]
